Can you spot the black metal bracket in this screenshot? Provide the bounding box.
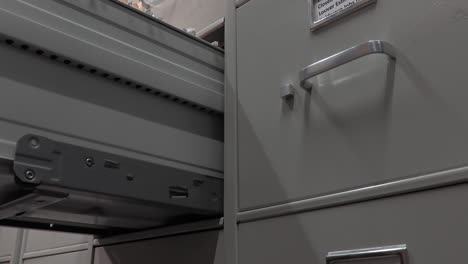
[13,134,223,215]
[14,135,60,185]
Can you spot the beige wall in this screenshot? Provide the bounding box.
[153,0,225,32]
[121,0,225,33]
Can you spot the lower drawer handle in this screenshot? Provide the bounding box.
[326,245,408,264]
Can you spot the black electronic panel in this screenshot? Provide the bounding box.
[0,134,223,236]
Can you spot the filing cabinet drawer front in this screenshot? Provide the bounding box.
[94,231,224,264]
[23,251,89,264]
[25,230,91,253]
[239,184,468,264]
[0,227,17,257]
[237,0,468,209]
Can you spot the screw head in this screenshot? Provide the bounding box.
[29,137,40,149]
[25,169,35,180]
[85,157,94,167]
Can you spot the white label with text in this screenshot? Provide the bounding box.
[314,0,359,21]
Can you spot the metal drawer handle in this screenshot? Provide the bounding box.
[326,245,408,264]
[300,40,396,90]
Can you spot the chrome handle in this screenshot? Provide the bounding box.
[327,245,408,264]
[300,40,396,90]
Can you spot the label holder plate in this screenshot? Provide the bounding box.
[309,0,377,31]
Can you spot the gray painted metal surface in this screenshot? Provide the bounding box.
[10,229,25,264]
[21,230,93,264]
[0,34,223,177]
[239,183,468,264]
[24,244,89,260]
[0,227,17,258]
[23,250,90,264]
[0,1,227,264]
[237,0,468,210]
[95,218,223,246]
[238,164,468,222]
[223,0,239,263]
[94,230,225,264]
[0,0,226,258]
[27,231,84,253]
[0,228,93,264]
[0,0,224,111]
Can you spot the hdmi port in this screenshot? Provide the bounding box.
[169,186,189,199]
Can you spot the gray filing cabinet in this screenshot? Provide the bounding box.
[2,0,468,263]
[235,0,468,263]
[237,0,468,210]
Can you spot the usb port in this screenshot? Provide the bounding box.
[169,186,189,199]
[104,159,120,169]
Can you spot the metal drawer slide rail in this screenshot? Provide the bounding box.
[0,134,223,236]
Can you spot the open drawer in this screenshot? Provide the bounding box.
[0,0,224,236]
